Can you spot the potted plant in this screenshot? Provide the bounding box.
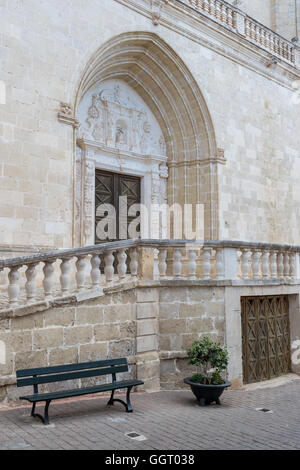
[184,336,231,406]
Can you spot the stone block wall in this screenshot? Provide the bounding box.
[0,288,139,401]
[158,286,225,389]
[0,284,225,401]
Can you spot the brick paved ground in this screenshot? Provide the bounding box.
[0,379,300,450]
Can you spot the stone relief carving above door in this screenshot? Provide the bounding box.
[77,79,166,156]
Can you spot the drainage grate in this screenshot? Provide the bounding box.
[255,408,273,413]
[125,432,147,441]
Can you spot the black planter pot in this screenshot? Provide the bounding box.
[184,377,232,406]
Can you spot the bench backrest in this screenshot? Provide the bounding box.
[16,358,128,390]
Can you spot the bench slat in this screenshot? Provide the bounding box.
[20,380,144,402]
[16,358,127,378]
[17,365,128,387]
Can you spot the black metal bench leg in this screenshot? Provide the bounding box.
[106,387,134,412]
[107,390,115,406]
[44,400,51,425]
[30,400,51,425]
[31,402,36,417]
[126,386,133,413]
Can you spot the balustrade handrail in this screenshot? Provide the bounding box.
[1,238,300,309]
[177,0,297,65]
[1,239,300,269]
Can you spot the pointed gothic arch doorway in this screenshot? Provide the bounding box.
[74,32,221,247]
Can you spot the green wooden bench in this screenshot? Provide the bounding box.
[16,358,144,425]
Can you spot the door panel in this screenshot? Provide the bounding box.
[95,170,141,243]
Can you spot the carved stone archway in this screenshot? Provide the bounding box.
[73,32,223,246]
[76,78,168,245]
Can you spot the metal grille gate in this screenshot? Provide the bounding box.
[241,296,291,384]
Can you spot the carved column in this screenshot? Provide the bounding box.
[82,156,95,246]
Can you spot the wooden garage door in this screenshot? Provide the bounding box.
[241,296,291,384]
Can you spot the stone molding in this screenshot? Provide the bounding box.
[57,102,79,128]
[115,0,300,88]
[150,0,169,25]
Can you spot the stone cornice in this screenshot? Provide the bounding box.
[76,138,168,164]
[114,0,300,89]
[168,149,226,167]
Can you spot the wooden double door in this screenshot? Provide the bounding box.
[241,296,291,384]
[95,169,141,243]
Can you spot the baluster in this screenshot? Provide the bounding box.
[202,247,211,279]
[173,249,183,278]
[283,252,290,277]
[129,248,139,279]
[208,0,215,16]
[241,249,250,279]
[59,258,72,294]
[270,34,275,53]
[188,249,197,280]
[228,8,233,27]
[277,252,284,278]
[158,248,167,278]
[43,260,55,299]
[91,253,101,287]
[270,251,278,278]
[203,0,209,13]
[215,1,221,20]
[252,251,261,279]
[290,253,296,278]
[255,26,260,43]
[282,42,287,59]
[279,40,284,58]
[264,31,270,50]
[76,256,87,291]
[221,3,227,23]
[261,29,266,48]
[8,266,21,305]
[245,19,251,38]
[215,248,224,279]
[261,251,270,278]
[250,23,256,40]
[117,249,127,280]
[25,263,38,302]
[104,250,115,283]
[290,46,295,63]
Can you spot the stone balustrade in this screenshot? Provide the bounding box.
[182,0,296,65]
[1,239,300,310]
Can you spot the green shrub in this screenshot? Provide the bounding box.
[187,336,229,385]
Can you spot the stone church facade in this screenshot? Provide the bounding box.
[0,0,300,400]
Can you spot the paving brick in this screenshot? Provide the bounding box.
[0,379,300,450]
